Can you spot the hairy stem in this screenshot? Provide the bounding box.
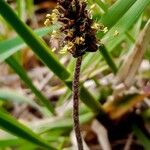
[73,56,84,150]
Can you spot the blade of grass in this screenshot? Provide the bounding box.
[0,132,26,148]
[0,138,25,148]
[5,56,55,114]
[16,0,26,21]
[26,0,34,19]
[80,85,104,114]
[102,0,150,46]
[100,0,137,28]
[15,0,26,63]
[94,0,108,13]
[0,131,67,148]
[99,45,117,74]
[0,27,53,62]
[32,112,94,134]
[98,0,149,74]
[0,111,56,150]
[0,88,41,111]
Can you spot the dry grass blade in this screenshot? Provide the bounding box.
[123,134,133,150]
[114,19,150,87]
[92,120,111,150]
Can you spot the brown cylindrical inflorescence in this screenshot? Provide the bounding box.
[57,0,98,57]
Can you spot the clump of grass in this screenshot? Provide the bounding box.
[0,0,150,150]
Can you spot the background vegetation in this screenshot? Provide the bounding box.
[0,0,150,149]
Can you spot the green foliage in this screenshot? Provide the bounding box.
[0,111,56,149]
[0,0,150,149]
[0,27,53,62]
[6,56,55,114]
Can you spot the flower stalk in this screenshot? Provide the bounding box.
[73,56,84,150]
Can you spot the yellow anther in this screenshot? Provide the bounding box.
[51,30,59,38]
[52,9,59,15]
[114,30,119,36]
[59,45,68,54]
[44,19,51,26]
[67,42,74,50]
[46,14,51,18]
[44,12,58,26]
[103,27,108,33]
[52,47,57,52]
[91,23,108,33]
[75,37,85,45]
[67,30,74,37]
[91,23,101,30]
[59,42,74,54]
[90,4,96,10]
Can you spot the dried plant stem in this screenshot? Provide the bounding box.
[73,56,84,150]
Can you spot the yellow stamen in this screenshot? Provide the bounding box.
[75,37,85,45]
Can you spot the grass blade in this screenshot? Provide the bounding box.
[16,0,26,21]
[100,0,137,28]
[0,138,25,148]
[0,27,52,62]
[94,0,108,12]
[0,111,56,150]
[102,0,150,46]
[5,56,55,114]
[99,45,118,74]
[99,0,150,73]
[80,86,104,114]
[32,112,94,134]
[0,88,41,110]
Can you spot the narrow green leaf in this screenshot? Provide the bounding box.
[99,45,117,74]
[32,112,94,134]
[26,0,34,18]
[0,111,56,149]
[0,88,41,110]
[100,0,137,28]
[0,27,52,62]
[94,0,108,13]
[80,86,104,114]
[0,138,25,148]
[99,0,150,73]
[5,56,55,114]
[16,0,26,21]
[102,0,150,46]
